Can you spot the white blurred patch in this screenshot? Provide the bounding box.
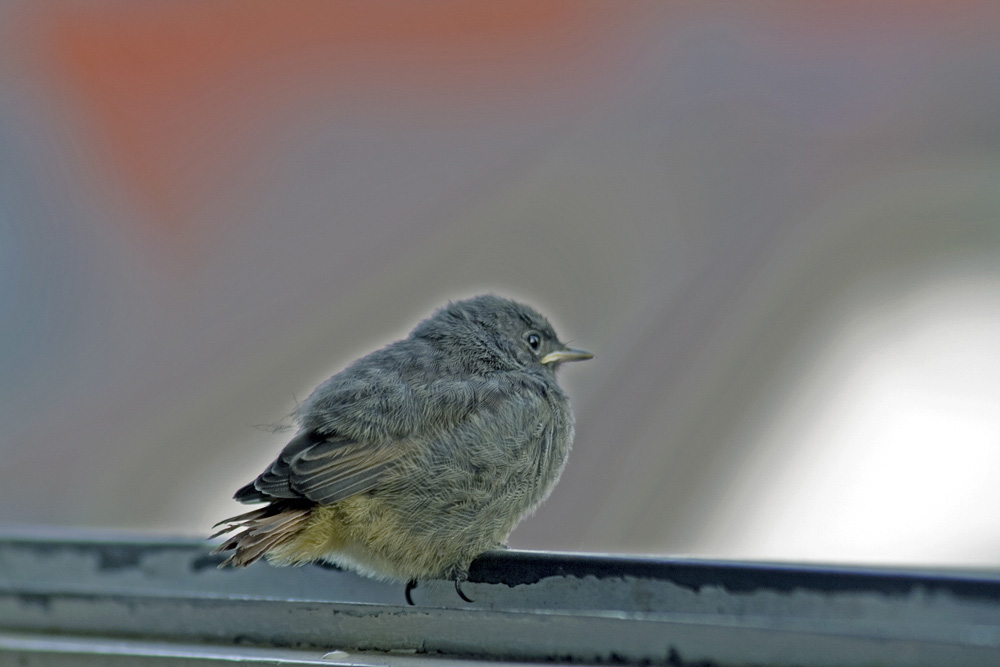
[714,275,1000,566]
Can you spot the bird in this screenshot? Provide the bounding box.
[211,294,592,599]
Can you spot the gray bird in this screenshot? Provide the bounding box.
[212,295,592,596]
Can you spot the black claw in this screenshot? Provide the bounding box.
[454,572,473,603]
[405,579,417,606]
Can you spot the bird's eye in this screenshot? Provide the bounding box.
[526,333,541,351]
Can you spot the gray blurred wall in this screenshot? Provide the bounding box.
[0,1,998,567]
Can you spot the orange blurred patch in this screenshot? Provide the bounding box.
[20,1,628,238]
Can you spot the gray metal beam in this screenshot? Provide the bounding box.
[2,528,999,665]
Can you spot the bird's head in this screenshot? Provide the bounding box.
[412,295,592,374]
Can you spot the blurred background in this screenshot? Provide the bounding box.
[1,1,998,568]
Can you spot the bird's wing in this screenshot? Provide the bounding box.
[234,429,404,505]
[234,373,529,507]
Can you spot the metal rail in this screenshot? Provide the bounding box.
[2,528,999,665]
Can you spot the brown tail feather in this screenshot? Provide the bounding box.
[225,511,307,556]
[211,503,311,567]
[209,506,271,539]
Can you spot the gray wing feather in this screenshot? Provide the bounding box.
[234,369,525,507]
[235,429,402,505]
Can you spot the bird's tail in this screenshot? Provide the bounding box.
[210,503,312,567]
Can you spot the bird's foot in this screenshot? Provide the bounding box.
[453,571,473,603]
[404,579,418,606]
[405,572,473,605]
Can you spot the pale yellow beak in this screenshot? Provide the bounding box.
[541,347,594,365]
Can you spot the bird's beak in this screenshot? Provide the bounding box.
[541,347,594,365]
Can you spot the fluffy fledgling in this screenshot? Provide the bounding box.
[212,295,591,587]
